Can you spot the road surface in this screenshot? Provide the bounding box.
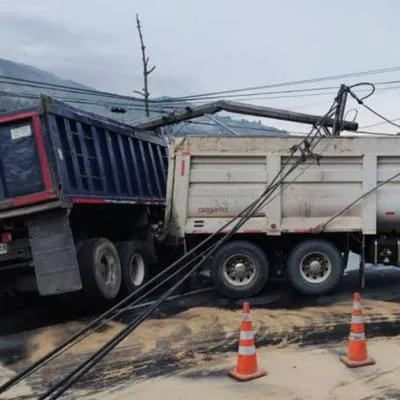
[0,262,399,399]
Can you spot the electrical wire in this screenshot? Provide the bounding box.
[313,170,400,233]
[0,90,167,116]
[356,103,400,129]
[0,90,145,110]
[6,83,400,110]
[0,75,139,101]
[156,65,400,102]
[348,85,400,129]
[2,68,400,107]
[4,80,399,136]
[359,117,400,130]
[153,83,400,104]
[36,97,339,399]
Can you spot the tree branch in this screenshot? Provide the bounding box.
[135,12,156,117]
[146,65,156,75]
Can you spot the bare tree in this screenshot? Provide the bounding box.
[135,13,156,117]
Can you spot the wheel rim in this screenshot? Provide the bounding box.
[128,253,146,287]
[299,251,332,284]
[99,251,118,289]
[222,254,256,287]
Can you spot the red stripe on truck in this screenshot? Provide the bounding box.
[180,160,186,176]
[72,198,107,204]
[0,111,36,124]
[12,191,55,207]
[72,198,165,205]
[32,114,53,190]
[385,211,396,215]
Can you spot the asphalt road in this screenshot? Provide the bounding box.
[0,264,400,399]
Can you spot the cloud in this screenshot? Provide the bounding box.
[1,0,400,131]
[0,7,197,95]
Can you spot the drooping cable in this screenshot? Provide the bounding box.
[37,99,340,399]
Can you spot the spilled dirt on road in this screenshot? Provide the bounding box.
[1,289,399,399]
[26,294,400,359]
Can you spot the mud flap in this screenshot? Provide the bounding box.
[26,209,82,296]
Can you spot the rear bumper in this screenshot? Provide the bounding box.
[0,199,64,220]
[0,238,31,267]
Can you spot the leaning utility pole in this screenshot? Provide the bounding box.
[135,13,156,117]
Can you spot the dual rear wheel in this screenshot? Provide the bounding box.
[77,238,149,303]
[210,239,344,299]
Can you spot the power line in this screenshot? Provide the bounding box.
[0,77,339,104]
[2,66,400,107]
[0,90,387,136]
[0,75,141,102]
[348,86,400,130]
[359,116,400,129]
[152,84,400,109]
[155,86,339,102]
[4,77,400,133]
[358,104,400,129]
[158,65,400,101]
[3,83,399,111]
[0,90,166,115]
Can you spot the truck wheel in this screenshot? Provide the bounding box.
[78,238,122,301]
[210,240,269,299]
[286,239,343,296]
[117,241,149,295]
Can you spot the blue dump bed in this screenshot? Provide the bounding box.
[0,96,168,211]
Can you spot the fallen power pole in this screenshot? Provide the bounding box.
[134,99,359,132]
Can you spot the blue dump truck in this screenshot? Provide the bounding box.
[0,96,168,303]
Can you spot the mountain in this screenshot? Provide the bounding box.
[0,58,288,136]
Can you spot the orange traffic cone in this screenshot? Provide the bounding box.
[340,292,375,368]
[229,301,267,381]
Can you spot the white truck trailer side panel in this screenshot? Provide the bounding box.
[166,136,400,238]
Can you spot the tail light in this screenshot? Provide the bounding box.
[1,232,12,243]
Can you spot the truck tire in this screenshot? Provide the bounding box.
[286,239,343,296]
[78,238,122,302]
[117,240,149,295]
[210,240,269,299]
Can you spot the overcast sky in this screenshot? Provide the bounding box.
[1,0,400,133]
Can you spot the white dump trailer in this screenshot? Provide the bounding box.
[165,135,400,298]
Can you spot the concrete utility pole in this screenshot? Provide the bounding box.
[135,13,156,117]
[134,99,359,132]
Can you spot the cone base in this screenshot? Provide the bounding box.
[340,355,375,368]
[229,368,267,382]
